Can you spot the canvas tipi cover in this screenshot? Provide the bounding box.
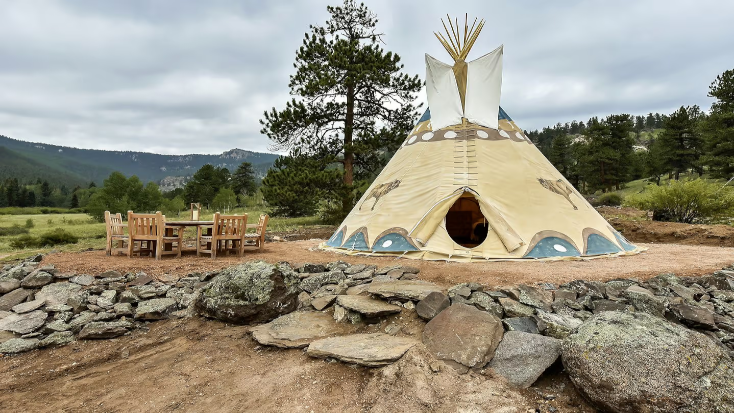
[321,17,641,261]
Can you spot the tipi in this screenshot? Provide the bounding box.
[321,15,641,261]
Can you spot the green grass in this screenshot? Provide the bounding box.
[0,207,326,262]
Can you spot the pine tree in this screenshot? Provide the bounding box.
[70,192,79,209]
[232,162,258,200]
[657,106,703,180]
[701,69,734,178]
[549,134,573,176]
[260,0,422,216]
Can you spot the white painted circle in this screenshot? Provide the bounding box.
[553,244,567,252]
[515,131,526,140]
[477,130,489,139]
[421,132,434,141]
[444,131,457,139]
[499,130,510,138]
[408,135,417,144]
[381,240,393,248]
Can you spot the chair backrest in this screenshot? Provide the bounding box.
[127,211,163,237]
[105,211,126,236]
[190,203,201,221]
[256,214,269,235]
[213,213,247,236]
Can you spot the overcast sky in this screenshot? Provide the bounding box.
[1,0,733,155]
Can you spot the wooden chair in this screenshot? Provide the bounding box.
[159,215,185,259]
[105,211,129,256]
[197,213,248,258]
[244,214,269,252]
[190,203,201,221]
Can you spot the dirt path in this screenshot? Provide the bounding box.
[45,241,734,288]
[0,317,592,413]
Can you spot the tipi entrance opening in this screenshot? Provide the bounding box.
[445,193,489,248]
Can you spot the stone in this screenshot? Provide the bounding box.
[0,288,32,311]
[344,264,367,275]
[54,311,73,322]
[0,311,11,320]
[562,280,606,299]
[68,311,97,332]
[469,291,504,318]
[312,283,347,297]
[78,320,132,339]
[416,292,450,321]
[251,311,355,348]
[311,295,336,311]
[299,263,327,274]
[517,285,553,310]
[702,271,734,291]
[366,280,442,301]
[98,270,122,279]
[498,286,520,300]
[574,310,594,321]
[39,331,74,348]
[535,311,582,339]
[0,310,47,334]
[489,331,562,388]
[333,304,361,324]
[375,265,401,275]
[20,271,53,288]
[35,282,82,306]
[346,284,371,296]
[623,285,666,317]
[399,272,419,280]
[299,271,346,293]
[128,285,157,299]
[423,303,504,368]
[562,311,734,413]
[127,273,154,286]
[591,299,629,314]
[135,298,177,320]
[711,290,734,302]
[0,338,39,354]
[196,262,300,324]
[113,302,134,316]
[0,279,21,294]
[297,292,312,309]
[43,319,71,334]
[306,333,416,367]
[70,274,95,286]
[502,317,540,334]
[553,289,577,302]
[12,298,45,314]
[97,290,117,309]
[336,295,402,318]
[118,291,140,304]
[45,304,71,313]
[93,312,116,321]
[448,284,472,298]
[403,301,415,311]
[670,303,717,330]
[348,269,374,281]
[384,323,400,335]
[498,297,535,318]
[385,269,404,279]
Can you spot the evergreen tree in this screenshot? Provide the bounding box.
[183,164,230,206]
[261,155,341,217]
[231,162,258,200]
[549,134,573,176]
[605,114,636,189]
[701,69,734,178]
[260,0,422,217]
[657,106,703,180]
[645,113,655,129]
[40,180,53,206]
[70,192,79,209]
[645,138,668,185]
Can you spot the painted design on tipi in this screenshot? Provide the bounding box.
[538,178,578,210]
[360,179,401,211]
[371,228,419,252]
[343,227,370,251]
[524,231,581,258]
[582,228,622,255]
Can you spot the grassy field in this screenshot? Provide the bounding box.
[0,208,323,262]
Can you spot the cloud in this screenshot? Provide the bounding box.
[0,0,732,154]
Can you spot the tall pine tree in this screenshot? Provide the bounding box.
[260,0,422,217]
[658,106,703,180]
[701,69,734,178]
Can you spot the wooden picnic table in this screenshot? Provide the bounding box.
[164,220,258,253]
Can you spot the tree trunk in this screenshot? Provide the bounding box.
[342,85,355,213]
[674,170,680,180]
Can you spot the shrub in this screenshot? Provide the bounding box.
[10,234,38,249]
[593,193,624,207]
[625,179,734,223]
[37,228,79,246]
[0,225,30,236]
[25,218,35,228]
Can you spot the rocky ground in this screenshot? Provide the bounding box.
[1,255,733,412]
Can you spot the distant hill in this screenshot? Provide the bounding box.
[0,135,279,190]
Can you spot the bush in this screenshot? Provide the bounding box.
[10,234,38,249]
[0,225,30,236]
[25,218,35,228]
[593,193,624,207]
[37,228,79,246]
[625,179,734,223]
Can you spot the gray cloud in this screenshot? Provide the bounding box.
[0,0,732,154]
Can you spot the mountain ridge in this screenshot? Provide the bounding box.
[0,135,280,190]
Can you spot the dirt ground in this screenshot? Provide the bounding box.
[0,314,594,413]
[45,240,734,288]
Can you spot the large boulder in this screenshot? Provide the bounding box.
[562,311,734,413]
[35,282,82,306]
[135,298,176,320]
[416,292,450,320]
[0,288,33,311]
[423,303,504,369]
[251,311,354,348]
[78,321,132,339]
[367,280,442,302]
[335,295,401,318]
[0,338,39,354]
[196,262,300,324]
[0,310,47,334]
[488,331,562,388]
